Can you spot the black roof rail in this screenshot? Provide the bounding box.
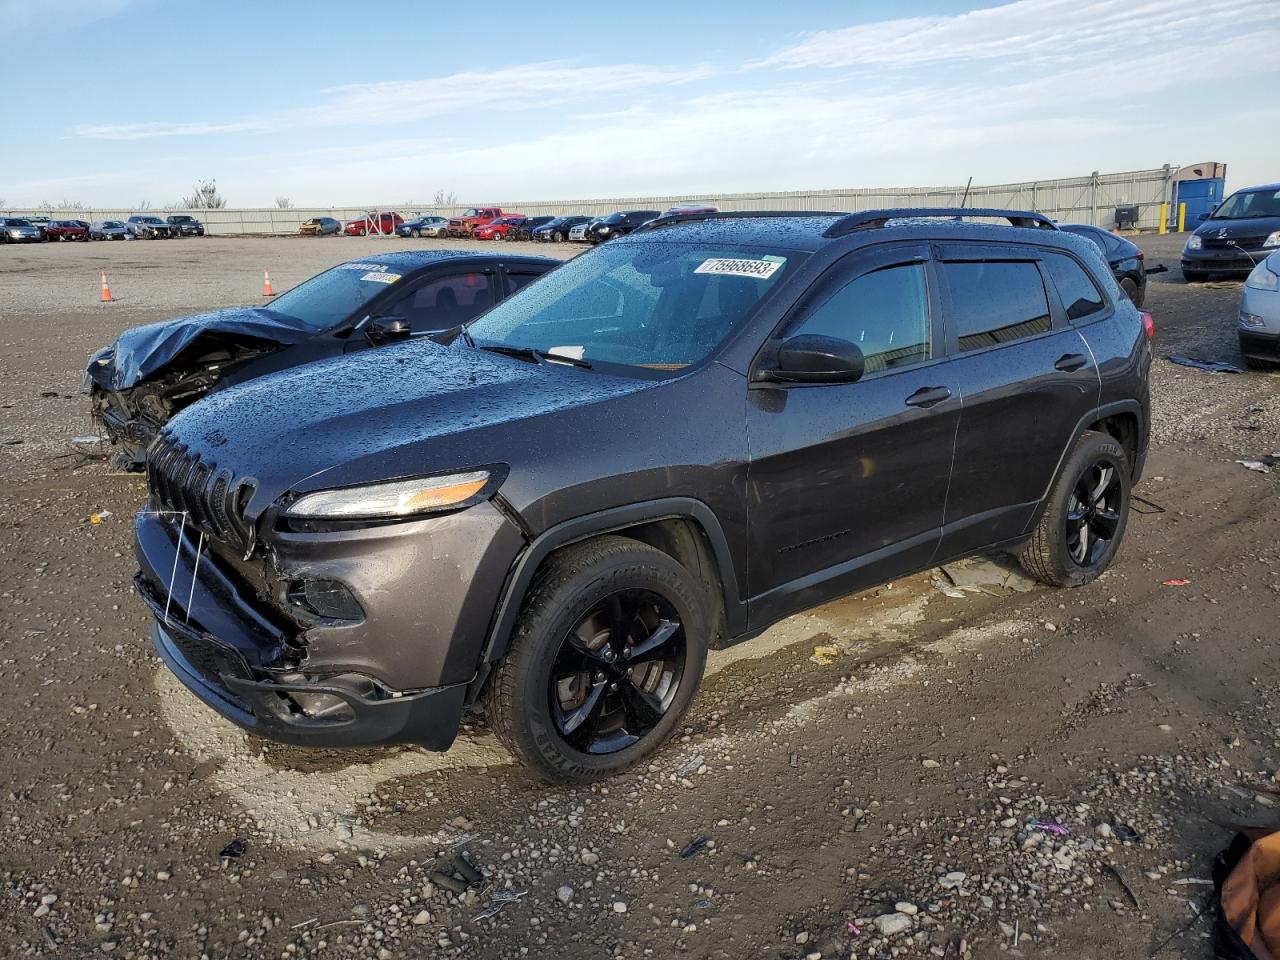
[823,207,1057,238]
[633,209,848,233]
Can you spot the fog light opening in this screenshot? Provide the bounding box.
[286,579,364,621]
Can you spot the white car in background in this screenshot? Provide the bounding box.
[1239,250,1280,369]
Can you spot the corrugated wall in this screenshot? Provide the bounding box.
[5,165,1177,235]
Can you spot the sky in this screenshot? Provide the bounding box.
[0,0,1277,208]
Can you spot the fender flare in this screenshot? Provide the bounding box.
[479,497,744,665]
[1022,398,1146,535]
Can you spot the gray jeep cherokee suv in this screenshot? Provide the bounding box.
[134,208,1153,782]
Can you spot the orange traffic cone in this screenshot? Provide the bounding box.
[100,271,114,302]
[262,266,275,297]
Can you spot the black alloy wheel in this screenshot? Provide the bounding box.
[1019,430,1131,587]
[483,535,708,783]
[1064,461,1121,568]
[549,589,686,755]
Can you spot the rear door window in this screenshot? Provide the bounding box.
[940,261,1051,351]
[1041,252,1106,322]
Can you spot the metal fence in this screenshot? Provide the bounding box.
[5,165,1178,235]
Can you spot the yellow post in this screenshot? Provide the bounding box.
[1178,202,1186,233]
[1158,202,1168,235]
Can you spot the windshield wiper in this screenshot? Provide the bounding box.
[479,344,592,369]
[539,350,592,369]
[432,324,476,347]
[480,344,541,364]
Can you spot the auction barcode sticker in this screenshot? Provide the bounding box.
[361,271,401,284]
[694,257,784,279]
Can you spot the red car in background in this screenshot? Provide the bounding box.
[472,215,529,241]
[344,212,404,236]
[45,220,89,241]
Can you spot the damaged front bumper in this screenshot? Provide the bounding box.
[135,498,524,749]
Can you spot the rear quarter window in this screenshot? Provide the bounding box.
[1041,252,1106,321]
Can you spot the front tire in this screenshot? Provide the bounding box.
[1019,430,1131,587]
[483,536,708,784]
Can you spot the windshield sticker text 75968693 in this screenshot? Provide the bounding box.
[694,257,784,280]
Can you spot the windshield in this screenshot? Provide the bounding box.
[1212,189,1280,220]
[103,221,122,228]
[267,261,405,330]
[7,218,31,226]
[466,241,803,371]
[171,216,193,223]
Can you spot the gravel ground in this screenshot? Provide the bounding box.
[1,232,1277,960]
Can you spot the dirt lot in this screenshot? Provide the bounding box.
[1,233,1278,960]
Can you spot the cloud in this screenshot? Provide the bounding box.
[73,60,715,140]
[758,0,1278,68]
[223,28,1275,203]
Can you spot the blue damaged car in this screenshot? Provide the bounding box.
[85,250,556,468]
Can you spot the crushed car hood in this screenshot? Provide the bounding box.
[88,307,319,390]
[163,338,651,519]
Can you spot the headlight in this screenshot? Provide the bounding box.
[284,469,497,521]
[1246,261,1280,292]
[1184,235,1202,251]
[1264,231,1280,248]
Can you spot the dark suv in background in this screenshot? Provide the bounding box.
[166,214,206,237]
[135,208,1152,783]
[585,209,660,243]
[1182,182,1280,281]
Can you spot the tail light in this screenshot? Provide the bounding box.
[1136,250,1145,261]
[1141,311,1155,339]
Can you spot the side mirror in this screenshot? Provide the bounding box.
[1197,212,1209,222]
[765,334,865,384]
[368,316,411,341]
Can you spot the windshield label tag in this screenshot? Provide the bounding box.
[694,257,784,279]
[341,262,389,272]
[360,271,401,284]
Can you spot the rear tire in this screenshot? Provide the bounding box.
[1120,277,1142,307]
[483,536,708,784]
[1182,269,1207,283]
[1019,430,1131,588]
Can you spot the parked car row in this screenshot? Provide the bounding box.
[296,203,723,244]
[0,214,210,242]
[87,206,1155,783]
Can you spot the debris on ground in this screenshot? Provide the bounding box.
[810,644,840,665]
[680,837,710,859]
[675,754,705,778]
[1162,579,1192,586]
[89,510,112,524]
[1168,354,1245,374]
[934,556,1037,597]
[218,839,246,859]
[1235,454,1279,474]
[472,888,527,922]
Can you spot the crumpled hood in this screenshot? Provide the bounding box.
[88,306,319,390]
[163,338,650,518]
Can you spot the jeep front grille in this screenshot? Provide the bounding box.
[147,433,255,551]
